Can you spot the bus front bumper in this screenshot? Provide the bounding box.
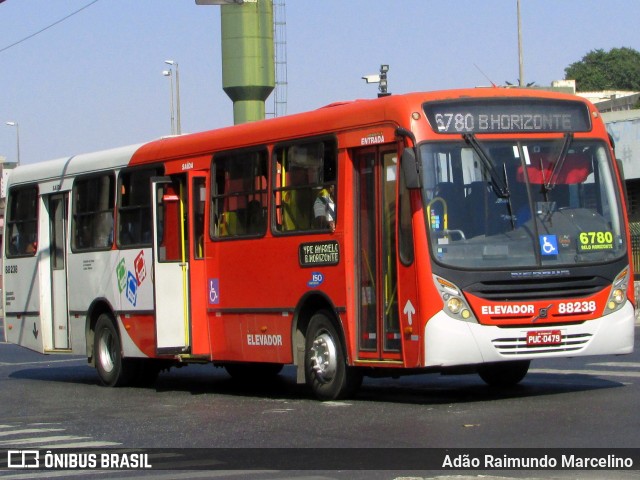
[423,301,635,367]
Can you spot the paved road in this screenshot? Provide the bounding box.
[0,322,638,479]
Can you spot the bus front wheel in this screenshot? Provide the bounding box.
[94,314,134,387]
[478,360,530,387]
[304,312,362,400]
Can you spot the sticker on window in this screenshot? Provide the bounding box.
[539,235,558,256]
[578,231,614,252]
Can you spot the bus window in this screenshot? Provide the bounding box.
[118,167,162,248]
[5,185,38,257]
[273,138,337,233]
[72,174,115,251]
[211,149,268,239]
[398,153,415,265]
[155,180,184,262]
[193,178,206,259]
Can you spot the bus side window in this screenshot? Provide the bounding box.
[281,167,312,231]
[193,179,206,259]
[211,149,268,239]
[5,185,38,258]
[118,167,162,248]
[274,138,337,233]
[72,174,115,251]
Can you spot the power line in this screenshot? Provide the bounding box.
[0,0,100,54]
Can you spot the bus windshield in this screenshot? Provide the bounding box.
[419,138,626,269]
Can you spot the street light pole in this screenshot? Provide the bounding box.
[165,60,181,134]
[517,0,525,87]
[5,121,20,166]
[162,70,176,135]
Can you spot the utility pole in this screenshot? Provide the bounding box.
[517,0,524,87]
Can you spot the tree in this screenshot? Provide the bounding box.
[564,47,640,91]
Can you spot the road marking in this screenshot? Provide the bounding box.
[0,428,65,437]
[0,358,84,367]
[43,440,122,448]
[262,408,294,414]
[530,368,640,378]
[587,361,640,368]
[0,435,91,446]
[531,360,640,379]
[322,401,352,407]
[0,471,109,479]
[0,435,90,446]
[0,423,121,450]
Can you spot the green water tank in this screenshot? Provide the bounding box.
[221,0,275,124]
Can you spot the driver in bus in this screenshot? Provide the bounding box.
[314,185,336,232]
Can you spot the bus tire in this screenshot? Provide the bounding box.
[305,312,362,400]
[478,360,530,387]
[94,314,134,387]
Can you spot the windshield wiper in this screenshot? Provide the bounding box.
[543,133,574,192]
[462,133,510,198]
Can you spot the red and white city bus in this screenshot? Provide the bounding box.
[2,88,635,400]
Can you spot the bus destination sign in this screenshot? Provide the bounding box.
[423,98,591,134]
[299,240,339,267]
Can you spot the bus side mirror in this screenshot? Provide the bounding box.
[401,147,421,189]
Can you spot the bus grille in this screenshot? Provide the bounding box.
[492,333,592,355]
[466,276,608,301]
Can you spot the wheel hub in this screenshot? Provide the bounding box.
[98,329,115,374]
[310,332,337,383]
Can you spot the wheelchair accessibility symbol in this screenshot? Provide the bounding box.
[208,278,220,305]
[539,235,558,256]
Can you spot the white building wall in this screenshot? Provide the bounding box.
[604,110,640,179]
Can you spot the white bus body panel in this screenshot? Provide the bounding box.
[3,195,56,353]
[67,249,154,315]
[3,255,44,352]
[67,248,154,356]
[3,144,143,355]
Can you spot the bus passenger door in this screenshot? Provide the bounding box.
[355,147,401,360]
[188,173,209,356]
[48,193,70,350]
[151,176,190,354]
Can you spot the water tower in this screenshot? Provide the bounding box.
[197,0,275,124]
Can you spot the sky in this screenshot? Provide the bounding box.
[0,0,639,165]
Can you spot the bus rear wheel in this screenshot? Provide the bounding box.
[94,314,135,387]
[304,312,362,400]
[478,360,530,387]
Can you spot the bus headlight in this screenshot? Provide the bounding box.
[447,297,463,314]
[433,275,477,323]
[611,289,625,305]
[605,268,629,315]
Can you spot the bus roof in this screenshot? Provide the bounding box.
[6,88,597,185]
[132,88,596,164]
[6,143,143,187]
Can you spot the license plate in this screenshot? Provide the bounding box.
[526,329,562,346]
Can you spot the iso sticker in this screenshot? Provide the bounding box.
[307,272,324,288]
